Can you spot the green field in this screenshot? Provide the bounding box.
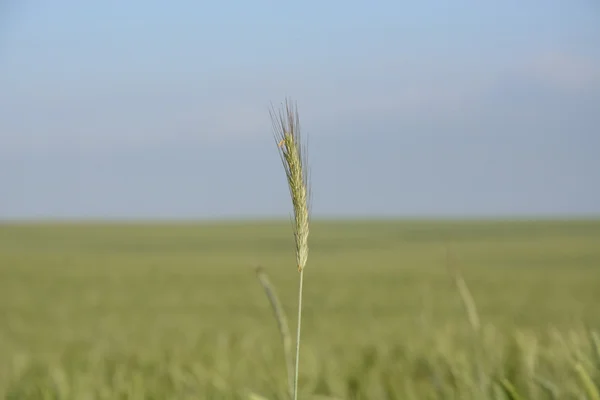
[1,220,599,399]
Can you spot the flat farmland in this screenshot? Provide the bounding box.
[0,220,599,399]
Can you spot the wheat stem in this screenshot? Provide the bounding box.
[293,268,305,400]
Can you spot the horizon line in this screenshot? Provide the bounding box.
[2,214,599,225]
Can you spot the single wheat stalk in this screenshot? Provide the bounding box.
[270,98,311,400]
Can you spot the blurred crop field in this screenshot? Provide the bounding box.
[0,219,599,399]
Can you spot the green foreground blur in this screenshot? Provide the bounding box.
[0,220,599,399]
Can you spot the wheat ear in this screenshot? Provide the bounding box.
[270,98,311,400]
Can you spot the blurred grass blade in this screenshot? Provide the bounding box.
[534,375,559,400]
[590,330,600,370]
[256,266,294,400]
[575,362,600,400]
[499,378,525,400]
[247,392,271,400]
[446,248,486,395]
[446,249,480,333]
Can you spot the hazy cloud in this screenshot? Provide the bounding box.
[516,51,600,92]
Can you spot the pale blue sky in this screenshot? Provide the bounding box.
[1,1,599,219]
